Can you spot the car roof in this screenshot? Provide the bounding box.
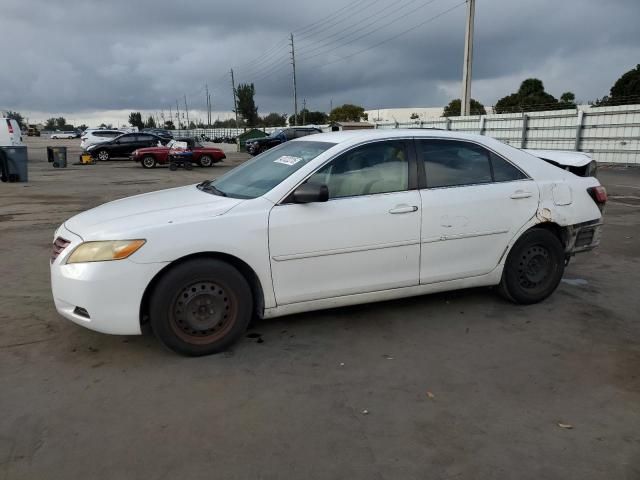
[292,128,489,144]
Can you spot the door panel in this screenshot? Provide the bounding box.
[419,182,538,283]
[269,191,421,305]
[417,139,539,284]
[269,139,420,305]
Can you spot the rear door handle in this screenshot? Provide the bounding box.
[510,191,533,199]
[389,205,418,214]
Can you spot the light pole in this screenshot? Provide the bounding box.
[460,0,475,116]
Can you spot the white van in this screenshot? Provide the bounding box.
[0,118,24,147]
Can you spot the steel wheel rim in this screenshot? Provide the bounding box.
[517,245,552,290]
[98,151,108,161]
[169,281,237,344]
[200,156,212,167]
[143,157,155,168]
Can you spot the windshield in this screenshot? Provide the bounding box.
[269,129,284,138]
[207,141,335,199]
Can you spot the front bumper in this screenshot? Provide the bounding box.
[50,225,167,335]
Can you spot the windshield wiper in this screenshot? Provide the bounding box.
[197,181,227,197]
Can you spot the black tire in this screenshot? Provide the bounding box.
[97,150,109,161]
[185,161,194,171]
[150,259,253,356]
[141,155,156,169]
[198,155,213,167]
[499,228,565,304]
[169,162,177,171]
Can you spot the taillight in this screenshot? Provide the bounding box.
[587,186,607,211]
[6,119,13,134]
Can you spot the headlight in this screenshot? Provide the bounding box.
[66,240,146,264]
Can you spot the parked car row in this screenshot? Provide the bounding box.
[246,127,322,155]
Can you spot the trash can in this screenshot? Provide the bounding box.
[47,146,67,168]
[0,146,28,182]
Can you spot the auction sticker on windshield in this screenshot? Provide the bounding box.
[274,156,303,166]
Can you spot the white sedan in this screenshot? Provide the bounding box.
[50,130,606,356]
[50,131,77,139]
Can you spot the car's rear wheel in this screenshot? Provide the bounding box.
[141,155,156,169]
[499,228,565,304]
[198,155,213,167]
[97,150,109,161]
[150,259,253,356]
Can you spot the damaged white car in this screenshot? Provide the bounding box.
[50,130,606,356]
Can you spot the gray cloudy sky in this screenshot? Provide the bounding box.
[2,0,639,125]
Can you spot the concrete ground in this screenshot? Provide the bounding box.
[1,137,639,480]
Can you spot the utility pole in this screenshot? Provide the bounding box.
[209,92,213,126]
[169,106,173,126]
[460,0,475,116]
[290,33,298,126]
[184,94,190,128]
[205,84,210,126]
[230,69,239,129]
[302,98,306,124]
[176,100,181,129]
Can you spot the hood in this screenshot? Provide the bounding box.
[134,146,167,154]
[65,184,242,240]
[523,149,593,168]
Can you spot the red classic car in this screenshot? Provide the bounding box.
[131,137,226,169]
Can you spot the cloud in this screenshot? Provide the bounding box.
[1,0,638,125]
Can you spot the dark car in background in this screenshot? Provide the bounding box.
[86,132,169,161]
[246,127,322,155]
[142,128,174,141]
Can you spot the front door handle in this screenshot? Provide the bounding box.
[389,205,418,214]
[510,191,533,199]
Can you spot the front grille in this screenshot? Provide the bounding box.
[51,237,70,263]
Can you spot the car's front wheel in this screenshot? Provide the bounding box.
[149,259,253,356]
[499,228,565,304]
[97,150,109,161]
[141,155,156,169]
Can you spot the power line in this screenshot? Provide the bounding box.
[293,0,370,38]
[296,0,417,55]
[298,0,441,62]
[302,0,466,68]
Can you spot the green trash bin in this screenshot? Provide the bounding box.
[47,146,67,168]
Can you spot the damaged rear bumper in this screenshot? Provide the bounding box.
[565,219,603,254]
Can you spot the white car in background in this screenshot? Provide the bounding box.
[50,130,606,356]
[80,129,125,150]
[50,131,77,139]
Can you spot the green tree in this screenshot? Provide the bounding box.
[560,92,575,104]
[593,64,640,106]
[442,98,487,117]
[6,111,25,128]
[289,109,328,125]
[236,83,259,126]
[164,120,175,130]
[494,79,567,113]
[261,113,288,127]
[145,116,156,128]
[55,117,67,129]
[45,118,56,130]
[128,112,144,130]
[78,124,88,131]
[329,104,368,122]
[214,118,244,128]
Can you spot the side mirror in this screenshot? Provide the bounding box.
[292,183,329,203]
